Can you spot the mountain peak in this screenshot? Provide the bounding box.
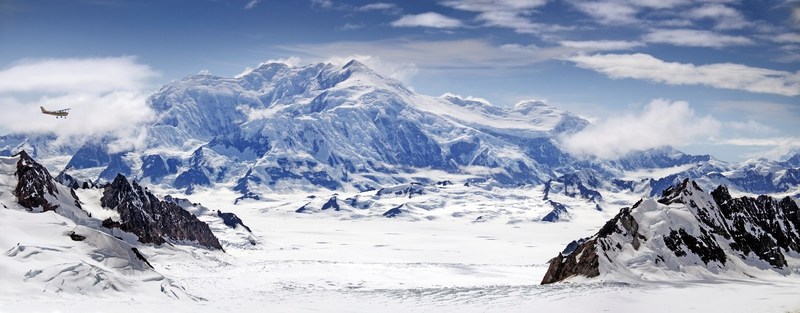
[343,59,367,70]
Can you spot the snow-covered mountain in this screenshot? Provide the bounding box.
[541,179,800,284]
[2,60,798,201]
[0,151,252,299]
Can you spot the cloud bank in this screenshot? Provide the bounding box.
[0,57,159,153]
[560,99,720,159]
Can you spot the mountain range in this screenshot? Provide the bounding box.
[1,60,798,203]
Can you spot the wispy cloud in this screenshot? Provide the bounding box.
[570,1,639,25]
[311,0,333,9]
[643,29,753,48]
[357,2,401,14]
[559,40,644,51]
[715,136,800,160]
[282,39,562,70]
[687,3,750,29]
[390,12,463,28]
[710,100,799,120]
[560,99,720,159]
[244,0,260,10]
[567,53,800,96]
[0,57,158,153]
[340,22,364,31]
[439,0,562,34]
[773,33,800,44]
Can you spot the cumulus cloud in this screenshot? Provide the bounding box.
[390,12,463,28]
[567,53,800,96]
[560,99,720,159]
[644,29,753,48]
[0,57,158,153]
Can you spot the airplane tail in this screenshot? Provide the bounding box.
[40,106,46,113]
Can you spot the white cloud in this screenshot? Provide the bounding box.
[0,57,158,153]
[711,100,798,120]
[0,56,158,94]
[340,22,364,31]
[569,1,639,24]
[686,4,749,29]
[244,0,260,9]
[323,55,419,84]
[567,53,800,96]
[311,0,333,8]
[727,120,779,136]
[357,2,400,14]
[643,29,753,48]
[440,0,561,34]
[716,137,800,160]
[559,40,644,51]
[774,33,800,44]
[390,12,463,28]
[282,39,562,70]
[560,99,720,159]
[794,6,800,26]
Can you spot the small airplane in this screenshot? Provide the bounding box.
[40,106,70,118]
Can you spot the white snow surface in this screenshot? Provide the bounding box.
[2,155,800,312]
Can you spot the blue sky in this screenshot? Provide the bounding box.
[0,0,798,161]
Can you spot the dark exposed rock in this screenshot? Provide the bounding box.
[541,240,600,284]
[131,247,154,269]
[541,200,568,222]
[295,202,311,213]
[217,210,252,233]
[711,185,800,268]
[541,179,800,284]
[543,173,602,202]
[69,232,86,241]
[13,151,61,212]
[383,204,404,218]
[101,174,223,250]
[321,196,340,211]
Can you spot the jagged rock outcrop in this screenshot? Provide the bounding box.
[13,151,73,211]
[101,174,223,250]
[217,210,252,233]
[541,179,800,284]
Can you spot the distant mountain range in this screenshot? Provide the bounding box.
[1,60,798,200]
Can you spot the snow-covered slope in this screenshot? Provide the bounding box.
[0,152,253,300]
[541,179,800,284]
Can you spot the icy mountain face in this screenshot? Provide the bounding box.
[133,60,591,193]
[541,179,800,284]
[101,174,223,250]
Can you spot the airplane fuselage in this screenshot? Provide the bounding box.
[40,106,69,118]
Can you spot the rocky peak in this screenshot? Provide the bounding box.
[101,174,223,250]
[14,150,61,211]
[542,179,800,284]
